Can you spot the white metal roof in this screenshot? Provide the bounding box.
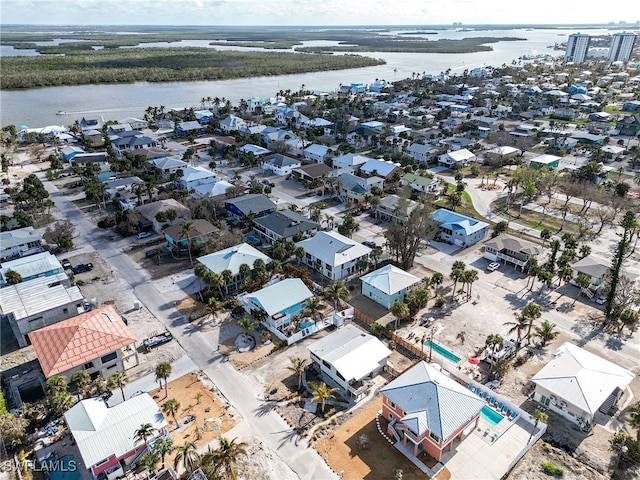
[247,278,313,317]
[295,231,371,268]
[0,227,42,250]
[531,342,635,415]
[360,264,421,295]
[308,324,391,382]
[65,394,167,468]
[196,243,271,276]
[0,275,83,319]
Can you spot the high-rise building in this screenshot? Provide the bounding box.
[564,33,591,63]
[608,32,637,61]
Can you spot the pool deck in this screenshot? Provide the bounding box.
[35,441,93,480]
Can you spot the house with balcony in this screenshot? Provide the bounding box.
[111,131,157,157]
[262,154,301,176]
[149,156,188,179]
[531,342,634,430]
[432,209,489,247]
[374,194,418,224]
[0,252,65,287]
[64,394,167,479]
[224,194,277,220]
[219,115,247,134]
[253,210,319,245]
[295,231,371,281]
[615,115,640,136]
[163,219,218,253]
[360,265,422,310]
[136,199,191,234]
[0,275,85,348]
[292,163,333,183]
[380,361,485,462]
[336,172,384,204]
[358,158,404,182]
[308,324,391,402]
[196,243,272,292]
[175,121,205,137]
[29,306,138,381]
[401,173,440,195]
[406,143,438,164]
[179,166,217,190]
[332,153,372,173]
[304,144,332,164]
[483,234,544,271]
[570,254,638,295]
[0,226,44,262]
[438,149,476,168]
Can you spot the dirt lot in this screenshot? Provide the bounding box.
[316,400,450,480]
[149,372,235,465]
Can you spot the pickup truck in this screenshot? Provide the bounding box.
[72,263,94,274]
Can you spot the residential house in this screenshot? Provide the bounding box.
[60,145,85,162]
[225,194,276,220]
[29,306,138,381]
[72,152,108,169]
[253,210,319,245]
[0,252,65,287]
[296,231,371,280]
[332,153,372,173]
[149,156,188,179]
[622,100,640,112]
[529,154,561,170]
[163,219,217,253]
[243,278,314,331]
[262,154,301,176]
[192,180,234,199]
[401,173,440,195]
[194,110,214,125]
[616,115,640,136]
[308,324,391,402]
[380,362,485,462]
[135,148,171,162]
[570,254,638,294]
[375,194,418,223]
[0,275,85,348]
[337,172,384,203]
[136,199,191,235]
[359,158,404,182]
[179,166,217,190]
[438,148,477,168]
[261,129,305,156]
[304,144,332,164]
[80,116,105,133]
[196,243,272,292]
[406,143,438,164]
[239,144,272,159]
[483,234,544,270]
[485,146,522,166]
[432,209,489,247]
[111,131,157,157]
[219,115,247,134]
[275,106,310,128]
[64,394,167,479]
[292,163,333,183]
[531,342,635,430]
[120,117,148,130]
[440,137,476,152]
[176,121,205,137]
[0,226,44,262]
[103,177,144,202]
[303,118,334,136]
[83,129,104,147]
[360,265,422,309]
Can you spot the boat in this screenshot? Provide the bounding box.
[142,331,173,351]
[56,110,67,115]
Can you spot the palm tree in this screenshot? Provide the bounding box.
[303,297,325,327]
[163,399,181,429]
[135,423,158,450]
[202,298,223,323]
[155,362,172,396]
[504,313,529,347]
[287,357,308,391]
[107,370,128,401]
[179,221,195,266]
[391,301,410,330]
[173,441,200,474]
[139,452,160,476]
[237,317,256,334]
[221,269,233,294]
[238,263,251,283]
[4,269,22,285]
[70,370,91,400]
[294,246,306,266]
[324,281,349,310]
[574,273,592,304]
[464,269,479,300]
[309,381,338,414]
[533,320,559,347]
[153,437,174,469]
[528,408,548,443]
[521,303,542,343]
[205,271,224,298]
[556,265,574,300]
[193,262,209,300]
[627,401,640,445]
[485,334,504,367]
[205,437,248,480]
[450,260,466,299]
[430,272,444,296]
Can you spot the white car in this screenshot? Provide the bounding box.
[137,231,152,239]
[487,262,501,272]
[595,295,607,305]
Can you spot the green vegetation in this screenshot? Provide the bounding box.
[541,461,564,477]
[1,47,384,90]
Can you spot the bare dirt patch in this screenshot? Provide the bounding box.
[149,373,235,464]
[316,400,449,480]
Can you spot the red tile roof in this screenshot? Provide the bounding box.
[29,306,136,378]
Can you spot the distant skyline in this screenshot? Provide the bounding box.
[1,0,639,27]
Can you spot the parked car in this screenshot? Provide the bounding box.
[595,295,607,305]
[145,249,158,258]
[61,259,72,269]
[72,263,94,274]
[362,241,377,248]
[137,231,152,239]
[487,262,501,272]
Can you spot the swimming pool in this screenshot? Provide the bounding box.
[423,340,462,364]
[46,455,82,480]
[481,406,504,427]
[244,234,261,245]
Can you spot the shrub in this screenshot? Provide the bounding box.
[541,462,564,477]
[434,295,446,308]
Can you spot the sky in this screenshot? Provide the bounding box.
[1,0,638,26]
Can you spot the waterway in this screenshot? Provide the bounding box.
[0,28,617,128]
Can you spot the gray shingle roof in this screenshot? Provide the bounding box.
[253,210,318,238]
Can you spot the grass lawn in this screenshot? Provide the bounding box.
[491,198,581,235]
[437,184,488,223]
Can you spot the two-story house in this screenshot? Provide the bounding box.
[196,243,272,292]
[304,144,332,164]
[401,173,440,195]
[432,209,489,247]
[360,265,422,310]
[252,210,319,245]
[483,234,544,271]
[179,166,217,190]
[262,154,301,176]
[0,226,44,262]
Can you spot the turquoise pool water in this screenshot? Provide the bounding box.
[46,455,81,480]
[423,340,462,364]
[481,406,504,427]
[244,234,260,245]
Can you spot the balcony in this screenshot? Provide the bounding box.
[348,379,373,396]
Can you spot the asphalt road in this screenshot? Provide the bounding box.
[39,172,337,480]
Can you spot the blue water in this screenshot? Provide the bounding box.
[481,406,505,427]
[244,234,260,245]
[47,455,82,480]
[423,340,461,364]
[300,319,314,329]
